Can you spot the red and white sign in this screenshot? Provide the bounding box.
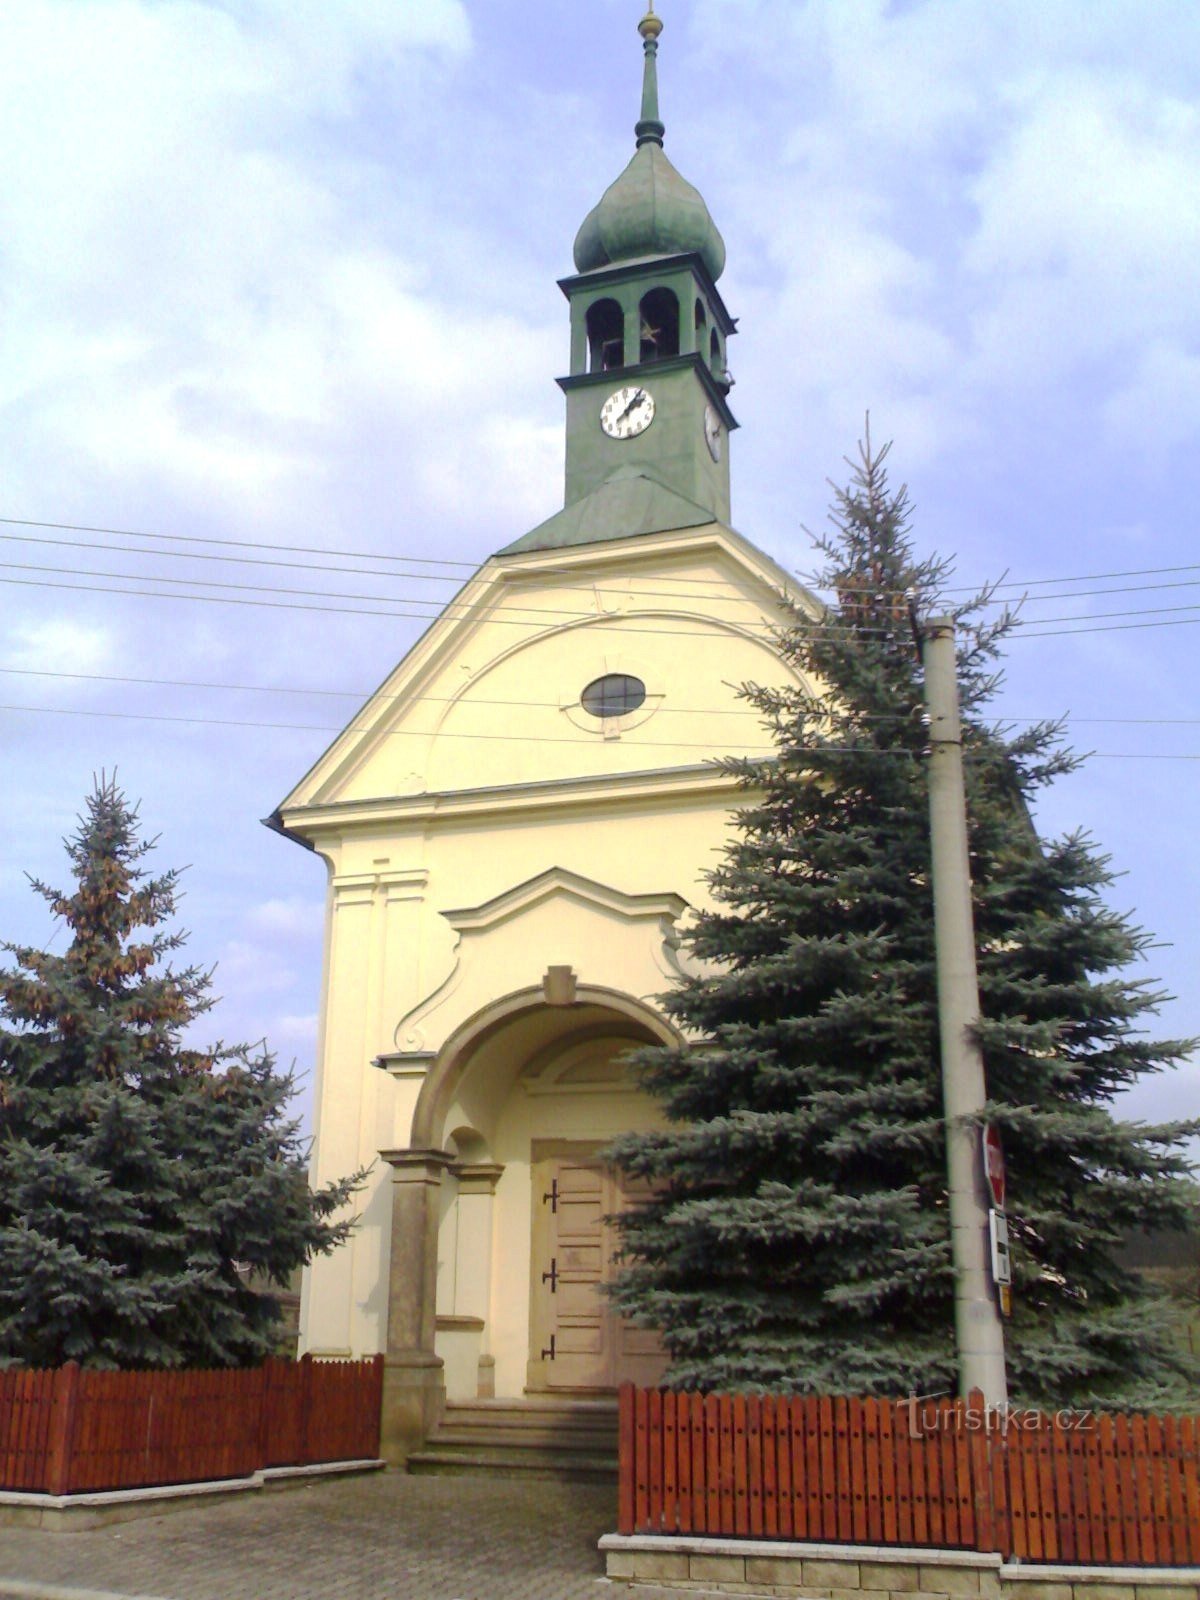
[981,1124,1006,1209]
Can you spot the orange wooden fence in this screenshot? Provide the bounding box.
[618,1385,1200,1565]
[0,1354,383,1496]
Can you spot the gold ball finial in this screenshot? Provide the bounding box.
[638,3,663,41]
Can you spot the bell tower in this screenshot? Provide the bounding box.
[498,5,739,559]
[561,6,736,522]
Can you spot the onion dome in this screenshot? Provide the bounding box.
[573,6,726,282]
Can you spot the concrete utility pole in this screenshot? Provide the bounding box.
[921,617,1009,1407]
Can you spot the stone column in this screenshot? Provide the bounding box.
[379,1147,454,1464]
[453,1162,505,1397]
[624,300,642,367]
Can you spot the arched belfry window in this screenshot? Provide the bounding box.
[586,299,625,373]
[710,328,723,373]
[639,288,679,363]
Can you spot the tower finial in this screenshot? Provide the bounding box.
[636,4,665,147]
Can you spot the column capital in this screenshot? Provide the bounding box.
[380,1147,455,1180]
[452,1161,506,1195]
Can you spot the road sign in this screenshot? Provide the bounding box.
[981,1123,1006,1210]
[988,1208,1011,1286]
[989,1207,1012,1316]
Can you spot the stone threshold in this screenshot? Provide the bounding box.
[0,1458,385,1531]
[599,1535,1200,1599]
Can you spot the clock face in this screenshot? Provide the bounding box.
[601,385,655,440]
[704,403,722,462]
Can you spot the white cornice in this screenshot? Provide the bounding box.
[278,760,756,842]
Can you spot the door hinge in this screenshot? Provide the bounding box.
[543,1178,559,1214]
[541,1257,558,1292]
[540,1334,556,1362]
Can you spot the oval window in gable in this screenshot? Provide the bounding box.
[580,673,647,720]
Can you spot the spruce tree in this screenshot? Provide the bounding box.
[0,776,361,1369]
[608,435,1198,1407]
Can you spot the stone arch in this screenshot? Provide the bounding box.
[411,983,682,1150]
[586,296,625,372]
[639,286,680,362]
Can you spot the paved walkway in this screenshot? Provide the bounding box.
[0,1471,634,1600]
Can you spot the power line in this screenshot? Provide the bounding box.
[0,530,472,588]
[0,530,762,610]
[7,568,1200,647]
[1015,601,1200,626]
[1,664,770,716]
[1,700,1196,761]
[0,700,831,753]
[1,556,747,630]
[6,527,1200,614]
[0,513,747,596]
[7,549,1200,633]
[941,561,1200,595]
[4,512,1200,604]
[0,573,783,640]
[1017,615,1200,638]
[0,515,478,570]
[4,664,1200,729]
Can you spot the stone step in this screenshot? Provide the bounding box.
[442,1397,618,1419]
[429,1423,616,1451]
[408,1396,620,1481]
[406,1447,616,1483]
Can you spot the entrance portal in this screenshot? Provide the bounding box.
[527,1142,667,1392]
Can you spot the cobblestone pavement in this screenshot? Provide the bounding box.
[0,1471,632,1600]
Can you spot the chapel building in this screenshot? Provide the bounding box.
[271,6,818,1461]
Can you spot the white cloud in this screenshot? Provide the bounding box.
[1104,342,1200,464]
[0,0,478,524]
[965,75,1200,387]
[0,619,117,679]
[213,938,295,994]
[247,896,322,937]
[273,1012,319,1044]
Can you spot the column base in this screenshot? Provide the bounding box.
[380,1351,446,1466]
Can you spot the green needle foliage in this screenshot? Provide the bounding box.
[0,776,364,1369]
[608,433,1198,1407]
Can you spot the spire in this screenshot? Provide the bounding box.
[635,5,665,149]
[573,3,727,281]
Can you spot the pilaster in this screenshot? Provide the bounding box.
[380,1147,454,1463]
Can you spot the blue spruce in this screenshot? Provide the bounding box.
[608,435,1198,1407]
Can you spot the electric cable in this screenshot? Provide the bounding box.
[4,513,1200,607]
[6,563,1200,643]
[5,524,1200,613]
[2,701,1196,760]
[3,664,1199,728]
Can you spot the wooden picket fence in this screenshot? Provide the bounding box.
[619,1385,1200,1566]
[0,1354,383,1496]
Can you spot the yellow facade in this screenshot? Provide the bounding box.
[270,8,826,1457]
[274,521,814,1448]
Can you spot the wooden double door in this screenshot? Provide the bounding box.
[528,1144,667,1392]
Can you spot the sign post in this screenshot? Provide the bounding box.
[982,1124,1006,1210]
[981,1124,1011,1316]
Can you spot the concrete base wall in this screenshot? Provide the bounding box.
[0,1459,384,1531]
[599,1537,1200,1600]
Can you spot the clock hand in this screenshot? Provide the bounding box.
[618,389,647,423]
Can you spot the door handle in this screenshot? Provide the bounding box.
[540,1335,556,1361]
[542,1257,558,1292]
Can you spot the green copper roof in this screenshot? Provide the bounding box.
[498,468,717,556]
[573,8,726,282]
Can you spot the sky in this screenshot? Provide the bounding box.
[1,0,1197,1144]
